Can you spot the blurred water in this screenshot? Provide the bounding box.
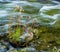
[0,0,60,35]
[0,0,60,52]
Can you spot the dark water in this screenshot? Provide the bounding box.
[0,0,60,52]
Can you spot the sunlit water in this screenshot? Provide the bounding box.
[0,0,60,52]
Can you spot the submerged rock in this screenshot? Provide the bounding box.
[19,47,38,52]
[20,27,34,42]
[8,26,34,47]
[0,0,11,3]
[0,42,7,52]
[7,48,18,52]
[0,25,9,37]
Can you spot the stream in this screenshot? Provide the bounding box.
[0,0,60,52]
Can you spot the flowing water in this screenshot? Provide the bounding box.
[0,0,60,35]
[0,0,60,52]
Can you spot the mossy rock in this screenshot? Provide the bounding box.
[19,47,38,52]
[7,49,18,52]
[8,27,20,41]
[8,26,32,47]
[8,27,23,47]
[31,26,60,50]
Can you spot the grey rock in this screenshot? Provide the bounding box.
[20,27,33,43]
[7,48,18,52]
[20,47,38,52]
[0,43,7,52]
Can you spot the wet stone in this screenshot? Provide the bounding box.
[7,48,18,52]
[19,47,38,52]
[0,43,7,52]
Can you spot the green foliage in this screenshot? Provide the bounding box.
[44,9,60,16]
[19,48,27,52]
[9,27,21,42]
[8,49,18,52]
[23,6,39,14]
[8,5,23,42]
[32,26,60,50]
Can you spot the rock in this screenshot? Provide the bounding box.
[0,23,24,37]
[8,27,34,47]
[0,40,16,51]
[19,47,38,52]
[1,41,14,49]
[7,48,18,52]
[20,27,34,43]
[0,43,7,52]
[0,25,9,37]
[40,50,48,52]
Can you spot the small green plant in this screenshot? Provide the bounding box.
[8,5,24,42]
[9,27,20,42]
[9,49,18,52]
[19,48,27,52]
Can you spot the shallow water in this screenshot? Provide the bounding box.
[0,0,60,33]
[0,0,60,52]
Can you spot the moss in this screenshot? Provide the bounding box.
[31,26,60,50]
[8,5,24,44]
[9,27,21,42]
[8,49,18,52]
[23,6,39,14]
[19,48,27,52]
[44,9,60,16]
